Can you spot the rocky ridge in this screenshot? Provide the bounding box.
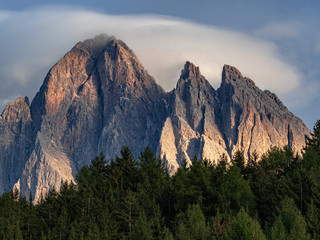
[0,35,310,200]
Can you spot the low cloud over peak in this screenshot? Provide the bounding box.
[0,6,314,121]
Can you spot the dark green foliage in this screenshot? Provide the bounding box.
[174,204,207,240]
[171,156,211,215]
[232,150,246,176]
[269,197,310,240]
[250,146,296,226]
[208,153,256,217]
[225,208,267,240]
[1,120,320,239]
[306,120,320,151]
[306,201,320,239]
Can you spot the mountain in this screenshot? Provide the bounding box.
[157,63,309,173]
[0,35,310,200]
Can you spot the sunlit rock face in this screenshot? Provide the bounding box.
[157,61,229,173]
[157,63,309,174]
[217,65,309,160]
[0,35,310,200]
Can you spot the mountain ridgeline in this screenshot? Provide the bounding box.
[0,34,310,201]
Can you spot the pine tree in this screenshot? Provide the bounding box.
[306,201,320,239]
[269,197,310,240]
[306,120,320,151]
[225,208,266,240]
[174,204,207,240]
[116,189,138,236]
[232,150,246,176]
[131,211,153,240]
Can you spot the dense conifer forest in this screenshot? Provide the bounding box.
[0,120,320,240]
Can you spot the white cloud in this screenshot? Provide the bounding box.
[0,11,10,23]
[0,7,306,113]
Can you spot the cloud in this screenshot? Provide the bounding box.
[0,11,10,22]
[0,6,307,114]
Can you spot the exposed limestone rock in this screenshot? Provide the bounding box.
[0,35,310,201]
[157,62,229,173]
[218,64,309,159]
[156,117,179,173]
[0,97,32,193]
[2,35,166,202]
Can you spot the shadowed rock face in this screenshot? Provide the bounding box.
[0,97,32,193]
[0,35,310,200]
[156,63,309,174]
[156,61,228,173]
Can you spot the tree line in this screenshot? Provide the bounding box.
[0,120,320,240]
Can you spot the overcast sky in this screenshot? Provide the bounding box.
[0,0,319,129]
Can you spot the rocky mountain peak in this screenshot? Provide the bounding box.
[70,34,138,66]
[222,64,243,83]
[0,35,311,201]
[104,36,133,62]
[180,61,201,80]
[175,61,210,93]
[0,96,32,193]
[73,34,112,60]
[17,96,30,105]
[1,96,30,122]
[222,64,255,87]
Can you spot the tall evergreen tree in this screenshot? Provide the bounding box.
[174,204,207,240]
[269,197,310,240]
[225,208,266,240]
[306,120,320,151]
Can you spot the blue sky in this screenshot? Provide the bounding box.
[0,0,319,129]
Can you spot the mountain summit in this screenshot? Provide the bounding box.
[0,35,310,201]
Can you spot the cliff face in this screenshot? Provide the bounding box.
[218,65,308,160]
[156,62,228,173]
[2,35,167,201]
[0,35,310,200]
[0,97,32,193]
[157,63,310,174]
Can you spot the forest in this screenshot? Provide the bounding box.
[0,120,319,240]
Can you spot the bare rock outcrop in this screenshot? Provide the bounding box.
[2,35,166,201]
[0,35,310,200]
[157,62,228,173]
[157,63,310,173]
[218,64,309,159]
[0,97,32,193]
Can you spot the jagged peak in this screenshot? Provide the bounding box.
[16,96,30,105]
[4,97,29,109]
[71,34,137,63]
[72,34,112,58]
[222,64,243,83]
[1,96,30,121]
[76,33,111,47]
[105,36,129,60]
[109,37,132,53]
[221,64,258,90]
[174,61,217,103]
[264,90,287,110]
[180,61,201,80]
[86,33,111,44]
